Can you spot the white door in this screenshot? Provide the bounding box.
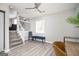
[0,11,4,52]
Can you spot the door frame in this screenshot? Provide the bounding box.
[0,10,5,51]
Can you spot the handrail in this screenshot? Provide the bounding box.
[17,16,31,31]
[19,22,24,31]
[18,20,31,23]
[17,15,25,43]
[19,20,30,31]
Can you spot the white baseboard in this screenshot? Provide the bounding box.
[46,41,52,44]
[4,49,10,53]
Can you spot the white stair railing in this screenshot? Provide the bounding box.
[17,16,25,43]
[17,16,31,43]
[19,20,31,31]
[18,21,25,31]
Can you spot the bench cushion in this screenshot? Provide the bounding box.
[32,36,45,40]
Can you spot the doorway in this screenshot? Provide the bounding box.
[0,10,5,52]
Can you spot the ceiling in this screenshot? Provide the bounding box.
[8,3,79,19]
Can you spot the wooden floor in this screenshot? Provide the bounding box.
[8,39,79,56]
[8,40,52,56]
[65,41,79,56]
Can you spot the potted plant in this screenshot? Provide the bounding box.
[66,12,79,28]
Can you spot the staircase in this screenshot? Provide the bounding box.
[9,31,23,48]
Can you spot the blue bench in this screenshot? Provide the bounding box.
[32,36,45,42]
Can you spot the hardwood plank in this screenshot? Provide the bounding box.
[8,40,52,56]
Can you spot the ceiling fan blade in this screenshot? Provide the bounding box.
[34,3,41,8]
[25,3,41,10]
[25,3,45,13]
[25,8,35,9]
[36,8,42,13]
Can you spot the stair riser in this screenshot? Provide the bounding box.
[10,41,22,46]
[9,31,23,48]
[9,36,21,39]
[10,42,22,48]
[10,39,22,43]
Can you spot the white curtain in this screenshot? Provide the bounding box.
[36,19,45,33]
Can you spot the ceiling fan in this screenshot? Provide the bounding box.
[25,3,45,13]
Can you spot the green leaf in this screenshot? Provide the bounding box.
[66,12,79,25]
[66,16,77,24]
[76,12,79,19]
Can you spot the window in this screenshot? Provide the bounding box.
[36,19,45,33]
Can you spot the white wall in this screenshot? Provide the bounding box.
[45,9,76,43]
[19,20,36,41]
[9,19,15,27]
[0,4,9,52]
[18,31,28,41]
[31,9,79,43]
[0,11,5,52]
[9,19,17,27]
[9,9,17,27]
[31,20,36,35]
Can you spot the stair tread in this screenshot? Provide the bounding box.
[9,36,21,39]
[9,31,23,48]
[10,41,22,46]
[10,39,22,43]
[10,42,22,48]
